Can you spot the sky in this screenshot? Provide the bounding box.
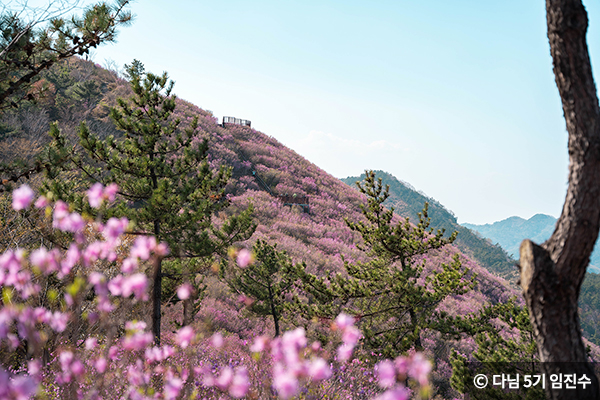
[48,1,600,224]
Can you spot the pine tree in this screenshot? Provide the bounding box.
[0,1,133,190]
[448,300,544,400]
[222,240,298,337]
[45,61,256,344]
[292,170,476,358]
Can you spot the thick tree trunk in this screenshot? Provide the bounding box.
[519,1,600,399]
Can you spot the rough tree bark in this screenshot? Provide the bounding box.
[519,1,600,399]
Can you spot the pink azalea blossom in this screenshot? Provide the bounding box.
[216,366,233,390]
[376,360,397,388]
[60,244,80,277]
[210,332,224,349]
[52,202,85,232]
[394,356,410,376]
[342,325,361,347]
[34,196,49,209]
[236,248,252,268]
[176,326,194,348]
[102,217,129,241]
[176,283,192,300]
[121,257,138,273]
[250,335,269,353]
[374,386,410,400]
[408,353,432,385]
[87,183,104,208]
[229,367,250,398]
[86,183,119,208]
[94,357,107,373]
[104,183,118,201]
[131,236,156,260]
[164,373,183,400]
[12,185,34,210]
[121,273,148,300]
[337,343,354,362]
[30,247,60,274]
[123,330,153,351]
[273,364,299,399]
[334,313,355,330]
[48,311,69,332]
[307,358,332,381]
[85,337,97,350]
[9,374,38,400]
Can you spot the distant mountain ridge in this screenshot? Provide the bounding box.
[463,215,600,274]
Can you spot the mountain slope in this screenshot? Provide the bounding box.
[341,171,517,282]
[2,59,600,393]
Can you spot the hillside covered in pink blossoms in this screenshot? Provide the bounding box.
[2,57,600,399]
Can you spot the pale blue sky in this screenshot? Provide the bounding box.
[86,0,600,225]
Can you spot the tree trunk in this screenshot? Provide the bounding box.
[519,1,600,398]
[182,297,194,327]
[152,255,162,346]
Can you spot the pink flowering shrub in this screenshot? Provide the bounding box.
[0,184,432,399]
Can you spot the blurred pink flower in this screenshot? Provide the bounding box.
[34,196,48,209]
[177,283,192,300]
[250,335,269,353]
[104,183,118,201]
[273,364,298,399]
[342,325,361,347]
[374,386,409,400]
[87,183,104,208]
[408,353,432,386]
[307,358,332,381]
[334,313,355,330]
[236,248,252,268]
[121,273,148,300]
[337,343,354,362]
[85,337,97,350]
[176,326,194,348]
[95,357,107,373]
[12,185,34,210]
[216,366,233,390]
[211,332,224,349]
[164,373,183,400]
[229,367,250,398]
[30,247,59,274]
[131,236,156,260]
[376,360,396,388]
[87,183,118,208]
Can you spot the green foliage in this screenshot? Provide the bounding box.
[222,240,298,337]
[342,170,515,280]
[580,273,600,346]
[44,61,256,342]
[293,170,476,358]
[0,0,132,112]
[448,301,544,399]
[0,1,132,190]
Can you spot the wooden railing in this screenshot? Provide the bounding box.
[222,116,251,128]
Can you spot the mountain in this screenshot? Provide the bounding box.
[342,171,600,346]
[341,171,517,283]
[463,215,600,274]
[2,58,600,396]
